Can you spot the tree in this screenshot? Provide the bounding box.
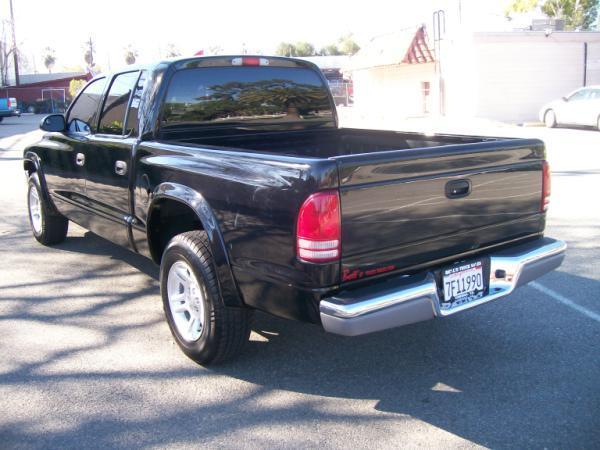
[0,20,15,85]
[338,34,360,55]
[0,19,25,85]
[276,42,296,56]
[294,41,315,56]
[319,44,342,56]
[124,45,138,65]
[543,0,598,29]
[505,0,598,29]
[69,78,86,97]
[43,47,55,73]
[208,45,223,55]
[83,37,96,71]
[505,0,539,15]
[165,43,180,58]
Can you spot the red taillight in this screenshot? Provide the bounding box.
[542,160,551,211]
[7,99,11,108]
[231,57,269,66]
[296,190,341,263]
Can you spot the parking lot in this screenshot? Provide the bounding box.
[0,114,598,448]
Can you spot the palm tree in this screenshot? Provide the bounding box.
[43,47,55,73]
[124,45,138,65]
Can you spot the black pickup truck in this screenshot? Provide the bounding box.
[23,55,566,364]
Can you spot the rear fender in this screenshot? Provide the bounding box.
[149,182,244,307]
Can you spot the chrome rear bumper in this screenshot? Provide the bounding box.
[320,237,566,336]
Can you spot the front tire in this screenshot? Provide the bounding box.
[160,230,252,365]
[544,109,557,128]
[27,175,68,245]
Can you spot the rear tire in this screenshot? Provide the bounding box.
[160,230,253,365]
[27,175,68,245]
[544,110,557,128]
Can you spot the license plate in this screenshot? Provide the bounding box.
[442,260,486,309]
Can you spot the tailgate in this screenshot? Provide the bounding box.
[334,139,546,283]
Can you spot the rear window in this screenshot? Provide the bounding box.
[161,66,333,128]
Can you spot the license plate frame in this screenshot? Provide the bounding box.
[441,258,489,311]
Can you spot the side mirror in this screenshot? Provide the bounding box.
[40,114,66,132]
[561,96,568,102]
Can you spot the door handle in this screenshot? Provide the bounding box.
[75,153,85,166]
[115,160,127,176]
[445,179,471,199]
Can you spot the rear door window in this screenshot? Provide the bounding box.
[124,70,147,136]
[98,71,140,135]
[67,78,107,134]
[161,66,333,128]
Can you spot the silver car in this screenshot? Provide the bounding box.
[539,86,600,129]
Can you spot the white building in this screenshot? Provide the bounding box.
[347,26,600,123]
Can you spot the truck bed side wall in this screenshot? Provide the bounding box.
[133,142,341,322]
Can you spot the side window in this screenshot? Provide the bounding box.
[67,78,107,134]
[98,71,140,135]
[568,90,589,101]
[124,70,147,136]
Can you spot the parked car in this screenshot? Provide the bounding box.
[540,86,600,129]
[23,56,566,365]
[0,97,20,121]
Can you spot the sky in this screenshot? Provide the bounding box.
[0,0,518,75]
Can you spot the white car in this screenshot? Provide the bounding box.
[539,86,600,129]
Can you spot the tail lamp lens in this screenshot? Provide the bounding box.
[296,190,341,263]
[542,160,551,211]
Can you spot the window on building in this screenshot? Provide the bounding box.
[421,81,431,114]
[67,78,107,134]
[98,71,140,135]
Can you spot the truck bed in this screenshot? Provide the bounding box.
[162,127,546,285]
[162,127,497,158]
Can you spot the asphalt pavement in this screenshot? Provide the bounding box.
[0,114,598,449]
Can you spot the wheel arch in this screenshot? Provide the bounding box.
[23,151,61,215]
[146,182,244,307]
[544,108,557,125]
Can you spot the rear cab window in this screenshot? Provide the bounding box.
[160,64,334,134]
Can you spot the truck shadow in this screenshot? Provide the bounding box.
[2,225,598,448]
[52,230,600,447]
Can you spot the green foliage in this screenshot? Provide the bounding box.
[319,44,342,56]
[68,79,86,98]
[542,0,598,29]
[276,35,359,58]
[338,34,360,55]
[276,42,296,56]
[505,0,539,15]
[294,42,315,56]
[505,0,599,29]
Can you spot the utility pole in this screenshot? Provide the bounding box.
[9,0,19,85]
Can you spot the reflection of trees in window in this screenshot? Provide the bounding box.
[99,93,130,134]
[163,79,331,125]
